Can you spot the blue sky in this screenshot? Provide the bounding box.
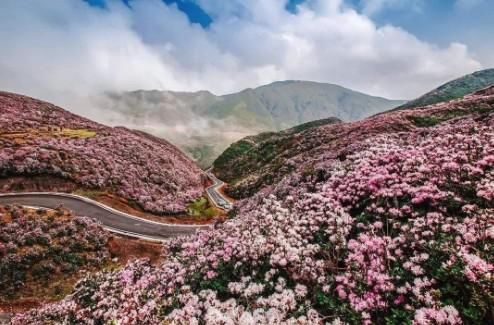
[84,0,493,68]
[0,0,491,114]
[84,0,494,43]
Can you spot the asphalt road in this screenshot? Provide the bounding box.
[206,170,233,210]
[0,193,205,241]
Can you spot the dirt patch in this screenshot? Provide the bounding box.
[217,184,236,203]
[107,236,164,265]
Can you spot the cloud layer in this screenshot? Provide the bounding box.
[0,0,483,119]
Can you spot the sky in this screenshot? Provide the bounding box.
[0,0,492,117]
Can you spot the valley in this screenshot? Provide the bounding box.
[1,79,493,324]
[101,81,405,168]
[2,1,494,323]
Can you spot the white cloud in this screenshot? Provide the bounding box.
[0,0,483,119]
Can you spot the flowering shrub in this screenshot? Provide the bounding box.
[12,88,494,324]
[219,87,494,199]
[0,205,109,299]
[0,91,205,214]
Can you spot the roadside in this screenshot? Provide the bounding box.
[0,234,162,317]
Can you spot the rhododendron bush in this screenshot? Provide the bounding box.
[0,205,109,299]
[12,89,494,324]
[219,86,494,200]
[0,91,204,214]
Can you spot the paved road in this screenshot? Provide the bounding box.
[0,193,206,241]
[206,170,233,210]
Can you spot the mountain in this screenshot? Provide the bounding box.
[214,86,494,199]
[213,117,342,196]
[398,68,494,110]
[101,81,405,167]
[16,86,494,324]
[0,91,205,214]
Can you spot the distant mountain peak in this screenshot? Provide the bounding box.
[102,80,405,167]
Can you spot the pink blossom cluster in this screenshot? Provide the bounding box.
[12,90,494,324]
[0,205,109,297]
[225,86,494,199]
[0,92,205,213]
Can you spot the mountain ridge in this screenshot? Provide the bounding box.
[398,68,494,110]
[214,86,494,199]
[102,81,405,167]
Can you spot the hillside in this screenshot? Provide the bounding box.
[215,87,494,199]
[213,117,342,195]
[398,68,494,110]
[103,81,404,167]
[0,91,205,214]
[14,87,494,324]
[0,205,109,302]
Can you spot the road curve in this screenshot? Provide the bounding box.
[206,170,233,210]
[0,192,207,241]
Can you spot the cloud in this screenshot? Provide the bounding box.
[0,0,483,118]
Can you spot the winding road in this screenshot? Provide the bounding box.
[206,170,233,210]
[0,173,232,242]
[0,192,206,241]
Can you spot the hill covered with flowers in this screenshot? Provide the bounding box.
[0,205,109,301]
[216,86,494,200]
[213,117,342,195]
[0,92,205,214]
[13,87,494,324]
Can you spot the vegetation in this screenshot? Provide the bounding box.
[105,81,404,167]
[14,87,494,324]
[399,68,494,110]
[0,91,204,214]
[186,197,218,219]
[213,117,341,192]
[0,205,109,300]
[214,87,494,200]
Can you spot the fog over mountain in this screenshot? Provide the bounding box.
[0,0,485,127]
[101,80,405,167]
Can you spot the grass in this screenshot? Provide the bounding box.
[408,107,492,127]
[187,197,218,219]
[0,127,97,140]
[58,128,97,138]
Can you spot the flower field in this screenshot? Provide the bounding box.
[0,91,205,214]
[12,88,494,324]
[0,205,109,300]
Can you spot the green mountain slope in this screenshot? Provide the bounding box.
[213,117,342,195]
[214,86,494,200]
[102,81,404,167]
[398,68,494,110]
